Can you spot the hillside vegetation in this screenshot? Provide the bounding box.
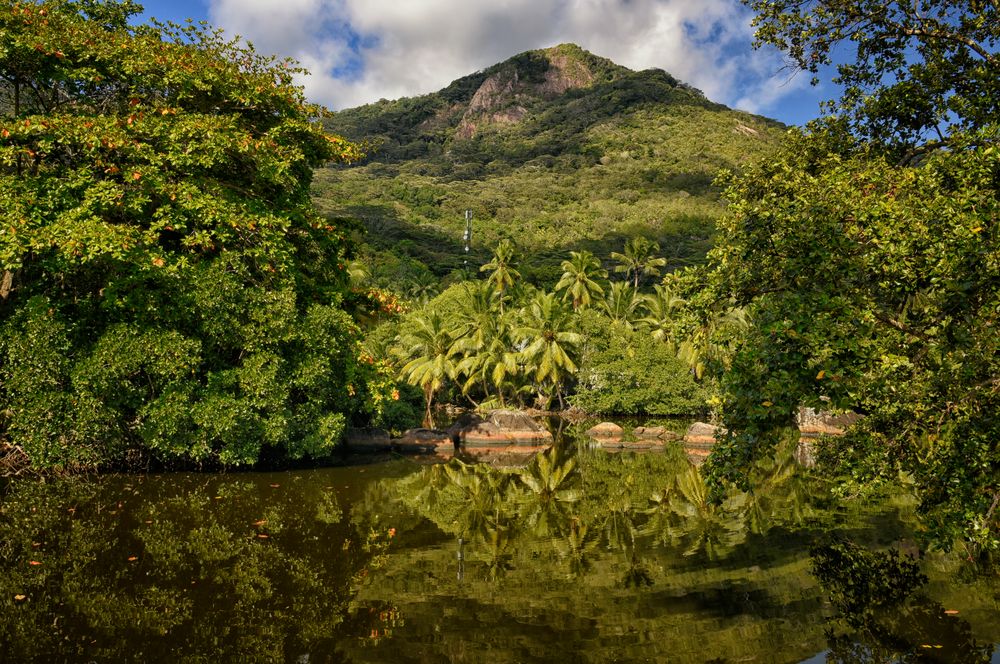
[314,44,785,291]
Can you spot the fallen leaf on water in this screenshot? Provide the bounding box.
[127,556,138,562]
[28,561,42,566]
[14,595,26,601]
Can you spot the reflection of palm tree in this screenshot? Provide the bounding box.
[518,446,580,537]
[398,312,458,428]
[745,434,819,535]
[660,465,747,560]
[515,293,582,410]
[555,250,606,310]
[442,460,514,539]
[553,517,601,577]
[611,236,667,289]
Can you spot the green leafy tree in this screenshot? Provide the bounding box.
[397,311,457,428]
[0,0,373,468]
[705,1,1000,550]
[745,0,1000,156]
[610,236,667,288]
[554,250,606,310]
[515,292,582,409]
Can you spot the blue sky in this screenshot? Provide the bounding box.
[136,0,835,127]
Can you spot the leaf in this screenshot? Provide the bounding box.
[816,370,825,380]
[14,595,26,601]
[28,561,42,566]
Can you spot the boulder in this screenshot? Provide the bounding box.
[797,407,861,437]
[487,409,544,432]
[586,422,625,439]
[684,422,725,445]
[450,409,551,446]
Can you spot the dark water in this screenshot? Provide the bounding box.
[2,440,999,663]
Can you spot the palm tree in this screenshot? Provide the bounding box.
[480,239,520,315]
[678,305,750,379]
[554,250,606,310]
[398,311,458,428]
[610,236,667,288]
[450,282,519,405]
[515,292,583,410]
[601,281,643,328]
[638,283,686,348]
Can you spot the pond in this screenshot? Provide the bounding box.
[2,437,999,663]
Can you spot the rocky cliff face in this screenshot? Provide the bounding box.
[455,45,602,139]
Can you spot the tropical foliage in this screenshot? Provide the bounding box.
[703,0,1000,551]
[0,0,384,469]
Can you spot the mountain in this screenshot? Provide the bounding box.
[312,44,785,290]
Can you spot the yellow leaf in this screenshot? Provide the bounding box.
[816,370,826,380]
[970,227,983,233]
[14,595,26,601]
[762,400,772,407]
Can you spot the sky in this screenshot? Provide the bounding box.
[135,0,835,127]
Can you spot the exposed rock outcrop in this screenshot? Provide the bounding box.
[586,422,625,439]
[684,422,725,445]
[450,409,552,446]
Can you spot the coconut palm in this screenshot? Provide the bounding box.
[610,236,667,288]
[638,283,686,348]
[678,305,750,379]
[449,282,522,406]
[554,250,606,310]
[480,239,520,315]
[398,311,458,428]
[515,292,583,410]
[601,281,643,328]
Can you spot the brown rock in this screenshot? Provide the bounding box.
[450,409,552,447]
[796,407,861,436]
[586,422,625,438]
[684,422,725,445]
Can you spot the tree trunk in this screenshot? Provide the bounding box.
[0,270,13,300]
[423,385,435,429]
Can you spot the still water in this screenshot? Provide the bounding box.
[2,440,999,663]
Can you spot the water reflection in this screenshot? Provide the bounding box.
[1,443,998,663]
[0,472,389,662]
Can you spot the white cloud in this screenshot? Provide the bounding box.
[208,0,803,118]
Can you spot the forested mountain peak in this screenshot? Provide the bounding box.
[324,43,717,164]
[315,44,784,287]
